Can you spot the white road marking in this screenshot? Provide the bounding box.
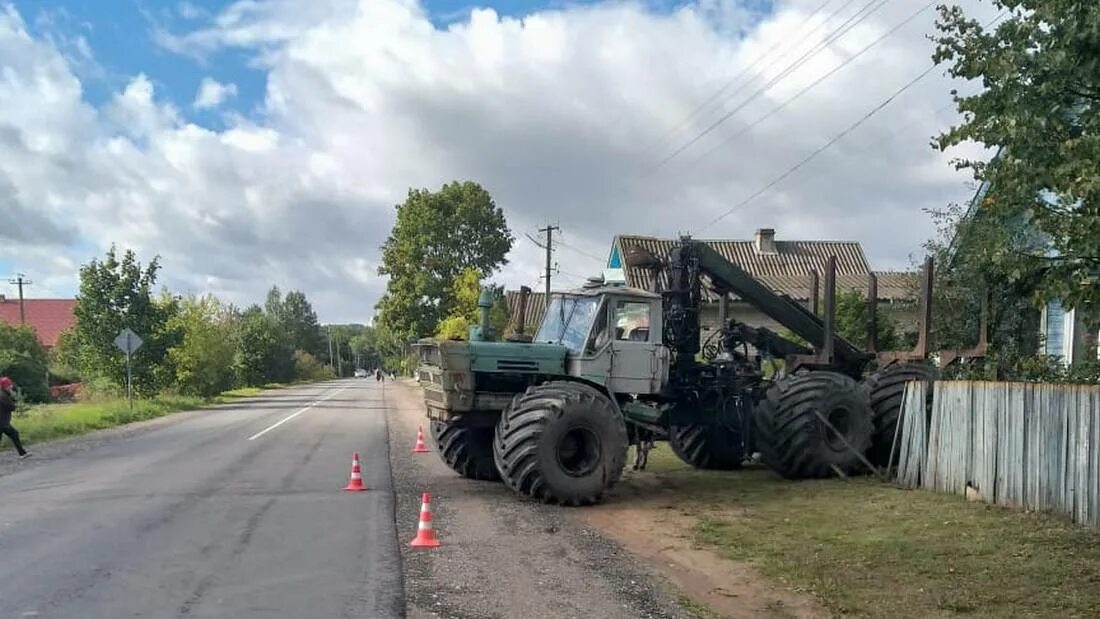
[247,387,348,441]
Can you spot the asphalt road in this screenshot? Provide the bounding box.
[0,380,402,619]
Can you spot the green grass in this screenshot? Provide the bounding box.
[2,382,302,450]
[639,448,1100,618]
[676,595,722,619]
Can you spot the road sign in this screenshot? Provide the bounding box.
[114,328,143,355]
[114,328,142,412]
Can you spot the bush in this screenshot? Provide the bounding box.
[943,353,1100,384]
[167,295,236,398]
[435,316,471,340]
[294,350,334,382]
[0,322,49,402]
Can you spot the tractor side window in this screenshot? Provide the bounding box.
[587,300,610,352]
[559,297,599,352]
[614,301,651,342]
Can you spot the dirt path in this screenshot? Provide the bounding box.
[580,471,828,619]
[385,380,692,619]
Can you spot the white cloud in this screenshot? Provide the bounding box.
[178,2,207,20]
[0,1,996,322]
[193,77,238,109]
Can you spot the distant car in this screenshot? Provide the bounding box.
[354,369,368,378]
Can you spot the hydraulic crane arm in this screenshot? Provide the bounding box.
[669,238,870,376]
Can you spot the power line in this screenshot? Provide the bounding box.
[555,237,605,264]
[681,0,936,171]
[692,8,1010,233]
[648,0,894,171]
[697,62,940,233]
[655,0,839,146]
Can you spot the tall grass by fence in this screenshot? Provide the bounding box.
[895,380,1100,527]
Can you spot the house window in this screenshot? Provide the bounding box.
[1043,299,1065,358]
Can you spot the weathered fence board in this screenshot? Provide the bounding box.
[897,380,1100,527]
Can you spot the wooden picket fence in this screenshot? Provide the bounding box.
[894,380,1100,527]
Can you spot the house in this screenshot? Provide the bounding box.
[507,229,919,340]
[0,296,77,348]
[950,149,1098,365]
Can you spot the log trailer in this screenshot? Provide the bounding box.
[414,237,969,505]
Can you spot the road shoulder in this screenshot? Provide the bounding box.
[386,379,693,619]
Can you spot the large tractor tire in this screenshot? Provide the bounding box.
[430,417,501,482]
[494,381,628,506]
[669,424,744,470]
[753,371,873,479]
[864,363,939,467]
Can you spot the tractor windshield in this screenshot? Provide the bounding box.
[535,296,600,352]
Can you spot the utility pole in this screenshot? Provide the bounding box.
[7,274,32,324]
[538,224,560,297]
[335,338,343,377]
[327,329,335,373]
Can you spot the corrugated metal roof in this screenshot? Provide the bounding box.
[756,272,919,302]
[614,235,886,299]
[505,290,547,334]
[0,298,76,347]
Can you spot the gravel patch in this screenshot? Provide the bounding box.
[385,380,694,619]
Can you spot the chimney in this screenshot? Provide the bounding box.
[754,228,777,254]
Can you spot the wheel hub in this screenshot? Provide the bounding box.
[822,406,853,451]
[556,427,602,477]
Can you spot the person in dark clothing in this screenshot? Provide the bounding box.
[0,376,30,459]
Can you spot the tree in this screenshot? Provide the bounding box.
[167,295,236,398]
[434,267,509,340]
[777,290,906,356]
[348,328,382,370]
[265,286,324,356]
[376,181,513,338]
[923,202,1044,357]
[72,247,181,395]
[933,2,1100,311]
[0,323,49,402]
[833,290,905,352]
[233,306,294,386]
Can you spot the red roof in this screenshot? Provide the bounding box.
[0,299,77,347]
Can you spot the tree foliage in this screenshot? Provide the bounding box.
[293,350,334,382]
[0,322,49,402]
[833,290,905,352]
[434,267,509,340]
[348,328,382,370]
[376,181,513,338]
[72,247,180,395]
[233,306,295,387]
[167,295,236,397]
[266,287,324,356]
[924,202,1044,357]
[933,1,1100,312]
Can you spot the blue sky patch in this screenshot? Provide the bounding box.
[14,0,772,126]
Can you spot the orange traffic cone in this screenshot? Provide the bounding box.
[409,492,441,548]
[412,426,430,453]
[343,452,367,492]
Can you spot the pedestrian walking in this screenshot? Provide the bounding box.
[0,376,30,459]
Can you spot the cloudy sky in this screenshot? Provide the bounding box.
[0,0,996,323]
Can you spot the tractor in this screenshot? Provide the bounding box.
[414,237,980,505]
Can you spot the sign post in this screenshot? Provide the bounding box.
[114,328,143,412]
